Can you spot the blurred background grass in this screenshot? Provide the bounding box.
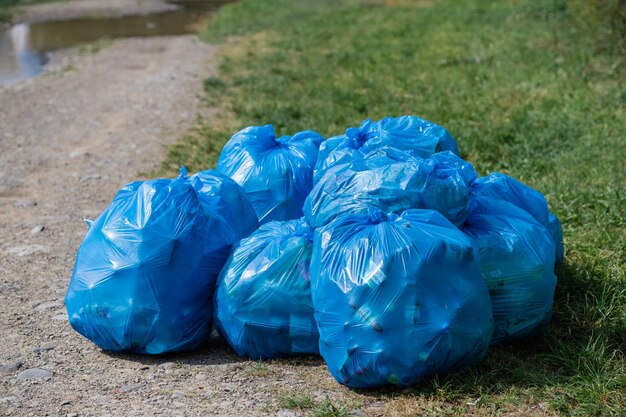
[0,0,61,22]
[161,0,625,415]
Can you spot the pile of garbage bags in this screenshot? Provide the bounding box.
[66,115,562,388]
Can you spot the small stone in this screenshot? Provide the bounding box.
[52,314,68,321]
[119,383,142,393]
[219,401,233,408]
[348,410,364,417]
[466,397,481,406]
[4,244,47,257]
[35,300,61,311]
[13,199,37,208]
[67,413,78,417]
[160,362,175,369]
[0,363,22,374]
[79,174,101,182]
[32,346,54,353]
[30,225,45,234]
[69,150,88,158]
[17,368,52,380]
[60,400,71,406]
[276,411,297,417]
[221,382,236,391]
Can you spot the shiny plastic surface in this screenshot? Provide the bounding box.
[311,209,494,388]
[471,172,564,263]
[304,151,476,228]
[214,218,318,359]
[314,116,460,182]
[548,213,564,264]
[216,124,324,224]
[65,169,258,354]
[463,197,557,345]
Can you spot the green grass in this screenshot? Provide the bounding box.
[279,394,351,417]
[242,361,271,377]
[162,0,625,415]
[279,393,317,410]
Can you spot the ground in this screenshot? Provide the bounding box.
[1,0,625,416]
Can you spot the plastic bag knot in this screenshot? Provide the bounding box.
[178,166,188,180]
[294,218,314,241]
[346,119,372,149]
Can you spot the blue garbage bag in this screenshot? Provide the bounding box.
[310,209,494,388]
[216,124,324,224]
[304,151,477,228]
[548,213,565,265]
[463,196,557,345]
[214,218,318,359]
[471,173,564,264]
[65,168,258,354]
[314,116,460,182]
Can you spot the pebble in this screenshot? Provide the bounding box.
[4,244,48,257]
[348,410,364,416]
[32,346,54,353]
[119,383,142,393]
[69,149,88,158]
[67,413,78,417]
[220,382,237,391]
[52,314,68,321]
[276,411,297,417]
[35,300,62,311]
[16,368,52,380]
[12,199,37,208]
[159,362,175,369]
[80,174,108,182]
[0,363,22,374]
[30,225,45,234]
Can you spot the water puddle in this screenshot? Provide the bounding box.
[0,1,231,86]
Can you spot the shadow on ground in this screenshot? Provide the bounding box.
[102,258,624,413]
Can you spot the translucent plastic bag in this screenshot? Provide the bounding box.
[310,209,494,388]
[549,213,564,265]
[65,169,258,354]
[304,151,476,228]
[216,124,324,224]
[471,173,564,264]
[214,218,318,359]
[463,196,557,345]
[314,116,460,182]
